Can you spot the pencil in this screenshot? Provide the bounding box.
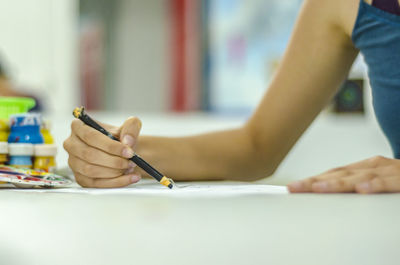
[72,107,174,189]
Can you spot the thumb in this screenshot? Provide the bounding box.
[119,116,142,149]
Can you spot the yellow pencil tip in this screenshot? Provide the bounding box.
[160,176,173,189]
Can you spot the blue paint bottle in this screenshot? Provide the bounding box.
[8,114,44,144]
[8,143,34,168]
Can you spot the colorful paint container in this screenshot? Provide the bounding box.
[0,97,36,120]
[8,113,44,144]
[0,119,9,142]
[8,143,34,168]
[0,142,8,165]
[34,144,57,172]
[40,120,54,144]
[0,166,72,188]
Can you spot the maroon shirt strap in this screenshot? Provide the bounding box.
[372,0,400,15]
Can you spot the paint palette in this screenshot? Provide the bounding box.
[0,166,72,188]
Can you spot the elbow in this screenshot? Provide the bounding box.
[243,161,279,181]
[239,125,281,181]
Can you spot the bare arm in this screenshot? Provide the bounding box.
[64,0,359,187]
[136,0,359,181]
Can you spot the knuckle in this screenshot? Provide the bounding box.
[364,172,377,179]
[376,155,385,161]
[113,158,128,169]
[341,169,352,176]
[308,177,317,182]
[370,156,385,165]
[332,166,345,173]
[75,178,86,187]
[82,163,95,176]
[73,173,86,187]
[85,179,95,188]
[372,177,386,189]
[81,149,94,162]
[305,177,318,184]
[82,130,97,143]
[105,141,119,154]
[336,179,346,188]
[91,179,105,188]
[77,179,89,188]
[63,139,70,151]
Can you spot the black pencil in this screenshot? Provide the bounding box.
[72,107,174,189]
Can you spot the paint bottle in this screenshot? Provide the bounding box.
[8,113,44,144]
[0,119,9,142]
[0,142,8,165]
[40,120,54,144]
[33,144,57,172]
[8,143,34,168]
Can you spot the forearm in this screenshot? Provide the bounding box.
[136,0,359,183]
[135,126,274,181]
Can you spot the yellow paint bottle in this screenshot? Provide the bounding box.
[40,120,54,144]
[0,119,9,142]
[34,144,57,172]
[0,142,8,165]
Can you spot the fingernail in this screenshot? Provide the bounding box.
[288,181,303,191]
[125,167,135,174]
[312,182,328,191]
[122,135,135,148]
[357,182,371,193]
[129,161,136,168]
[122,147,134,158]
[131,174,141,183]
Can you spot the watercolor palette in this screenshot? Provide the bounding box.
[0,166,72,188]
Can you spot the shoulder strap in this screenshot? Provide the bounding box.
[372,0,400,15]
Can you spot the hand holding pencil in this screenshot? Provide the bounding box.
[64,108,150,188]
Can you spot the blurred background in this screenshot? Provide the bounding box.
[0,0,392,180]
[0,0,367,114]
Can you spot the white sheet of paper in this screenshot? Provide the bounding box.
[5,180,288,197]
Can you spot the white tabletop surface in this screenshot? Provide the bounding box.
[0,111,398,265]
[0,181,399,265]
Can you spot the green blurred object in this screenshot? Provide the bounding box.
[333,79,364,113]
[0,97,36,119]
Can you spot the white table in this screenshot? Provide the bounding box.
[0,112,397,265]
[0,181,399,265]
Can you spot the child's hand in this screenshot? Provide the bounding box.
[288,156,400,193]
[63,117,142,188]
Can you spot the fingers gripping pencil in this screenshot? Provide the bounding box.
[72,107,174,189]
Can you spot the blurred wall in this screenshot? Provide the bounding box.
[0,0,78,114]
[112,0,170,112]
